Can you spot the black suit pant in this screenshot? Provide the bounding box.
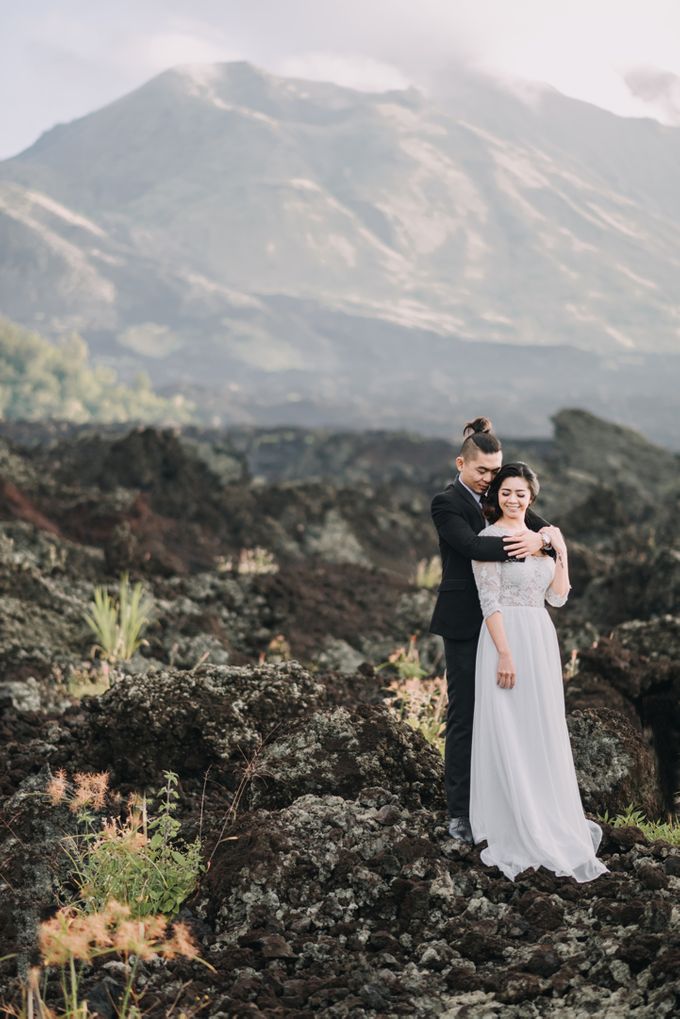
[442,632,480,818]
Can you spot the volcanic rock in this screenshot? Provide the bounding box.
[568,707,665,818]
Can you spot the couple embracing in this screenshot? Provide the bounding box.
[429,417,608,883]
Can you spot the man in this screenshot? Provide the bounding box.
[428,418,552,843]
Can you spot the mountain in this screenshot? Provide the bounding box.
[0,61,679,441]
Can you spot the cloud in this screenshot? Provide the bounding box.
[144,30,241,74]
[624,67,680,125]
[278,52,412,93]
[443,0,680,122]
[4,0,680,160]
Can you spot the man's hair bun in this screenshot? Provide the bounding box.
[463,416,494,438]
[459,416,501,460]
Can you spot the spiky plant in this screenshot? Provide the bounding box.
[83,571,153,663]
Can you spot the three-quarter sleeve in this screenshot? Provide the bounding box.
[472,559,503,619]
[545,584,570,607]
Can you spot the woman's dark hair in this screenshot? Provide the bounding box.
[459,416,502,460]
[482,462,540,522]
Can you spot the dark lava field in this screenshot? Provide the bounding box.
[1,408,679,1017]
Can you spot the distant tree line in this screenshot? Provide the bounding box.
[0,318,195,424]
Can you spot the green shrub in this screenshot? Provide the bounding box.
[376,634,428,680]
[0,316,195,424]
[83,571,153,663]
[379,638,447,753]
[53,770,204,918]
[598,803,680,845]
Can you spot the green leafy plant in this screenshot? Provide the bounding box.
[51,770,204,919]
[381,674,447,754]
[597,803,680,845]
[52,661,112,700]
[375,636,447,749]
[376,634,428,680]
[0,772,211,1017]
[82,572,153,663]
[261,632,291,663]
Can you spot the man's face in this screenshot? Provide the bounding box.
[456,450,503,495]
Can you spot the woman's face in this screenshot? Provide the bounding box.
[497,477,533,521]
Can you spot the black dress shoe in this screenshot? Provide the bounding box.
[448,815,474,844]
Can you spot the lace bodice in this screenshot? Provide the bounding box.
[471,524,569,619]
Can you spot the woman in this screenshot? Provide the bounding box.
[469,462,609,883]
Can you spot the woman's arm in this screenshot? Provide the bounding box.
[471,558,516,689]
[542,526,571,605]
[485,611,516,689]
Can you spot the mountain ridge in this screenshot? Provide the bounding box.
[0,60,678,440]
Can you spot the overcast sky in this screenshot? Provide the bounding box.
[2,0,680,159]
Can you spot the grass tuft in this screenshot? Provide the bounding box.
[597,803,680,844]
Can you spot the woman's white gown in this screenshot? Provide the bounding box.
[470,524,609,883]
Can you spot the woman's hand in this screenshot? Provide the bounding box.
[497,651,516,689]
[541,525,567,557]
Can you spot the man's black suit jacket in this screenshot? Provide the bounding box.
[428,479,552,641]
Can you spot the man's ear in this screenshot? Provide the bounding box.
[455,455,465,471]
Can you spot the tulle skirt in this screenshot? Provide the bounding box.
[469,606,609,883]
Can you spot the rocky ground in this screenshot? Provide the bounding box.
[1,409,679,1015]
